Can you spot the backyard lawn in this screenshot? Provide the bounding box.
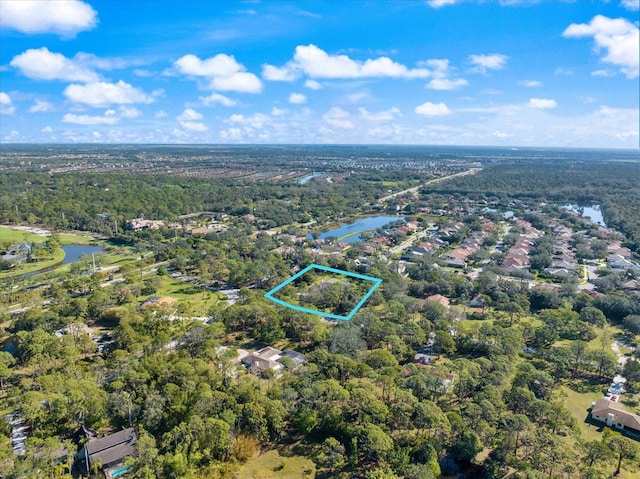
[234,450,316,479]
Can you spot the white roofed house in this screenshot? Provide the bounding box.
[241,346,306,374]
[591,398,640,439]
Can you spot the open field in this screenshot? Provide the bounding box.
[140,275,226,316]
[0,225,97,245]
[234,450,316,479]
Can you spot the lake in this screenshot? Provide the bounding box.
[297,173,323,184]
[61,244,106,265]
[316,215,405,243]
[563,204,607,227]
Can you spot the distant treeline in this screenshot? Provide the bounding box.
[0,170,419,233]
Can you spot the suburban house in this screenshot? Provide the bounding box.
[425,294,450,309]
[591,398,640,438]
[241,346,306,373]
[126,218,165,231]
[1,242,32,263]
[77,427,137,474]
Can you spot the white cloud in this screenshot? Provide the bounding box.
[62,112,119,125]
[174,53,262,93]
[359,107,402,121]
[199,93,237,107]
[271,107,288,116]
[0,0,97,37]
[468,53,508,73]
[591,69,616,77]
[29,100,54,113]
[227,113,271,129]
[323,107,354,129]
[528,98,557,109]
[621,0,639,11]
[41,126,53,133]
[155,110,168,118]
[422,59,467,90]
[492,130,511,139]
[177,108,207,131]
[427,0,459,7]
[118,106,142,118]
[177,108,203,122]
[427,78,468,90]
[64,81,153,107]
[563,15,639,78]
[519,80,543,87]
[304,79,323,90]
[262,64,299,81]
[288,93,307,104]
[415,102,451,116]
[266,44,430,80]
[0,92,15,115]
[10,47,99,82]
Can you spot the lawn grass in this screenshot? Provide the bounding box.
[561,385,604,443]
[0,225,96,245]
[234,450,316,479]
[143,275,225,316]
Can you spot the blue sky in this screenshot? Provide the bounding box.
[0,0,638,147]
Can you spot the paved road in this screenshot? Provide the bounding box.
[377,168,480,204]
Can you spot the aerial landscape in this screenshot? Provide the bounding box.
[1,1,640,479]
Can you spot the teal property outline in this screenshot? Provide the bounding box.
[264,264,382,320]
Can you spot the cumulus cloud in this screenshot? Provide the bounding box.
[0,0,97,37]
[177,108,208,131]
[63,111,119,125]
[591,69,616,77]
[262,64,299,81]
[528,98,557,109]
[519,80,542,87]
[563,15,639,78]
[10,47,100,82]
[199,93,237,107]
[422,59,467,90]
[42,126,53,133]
[118,106,142,118]
[304,79,323,90]
[288,93,307,104]
[428,78,468,90]
[64,81,153,107]
[323,107,354,129]
[468,53,508,73]
[0,92,16,115]
[173,53,262,93]
[29,100,55,113]
[415,102,451,116]
[621,0,639,11]
[427,0,459,7]
[359,107,402,121]
[263,44,430,80]
[227,113,271,129]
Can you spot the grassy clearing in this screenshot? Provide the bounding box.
[234,450,316,479]
[143,275,225,316]
[561,386,604,443]
[0,225,96,245]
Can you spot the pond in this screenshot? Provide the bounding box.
[61,245,106,265]
[315,215,405,244]
[562,204,607,227]
[297,173,323,184]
